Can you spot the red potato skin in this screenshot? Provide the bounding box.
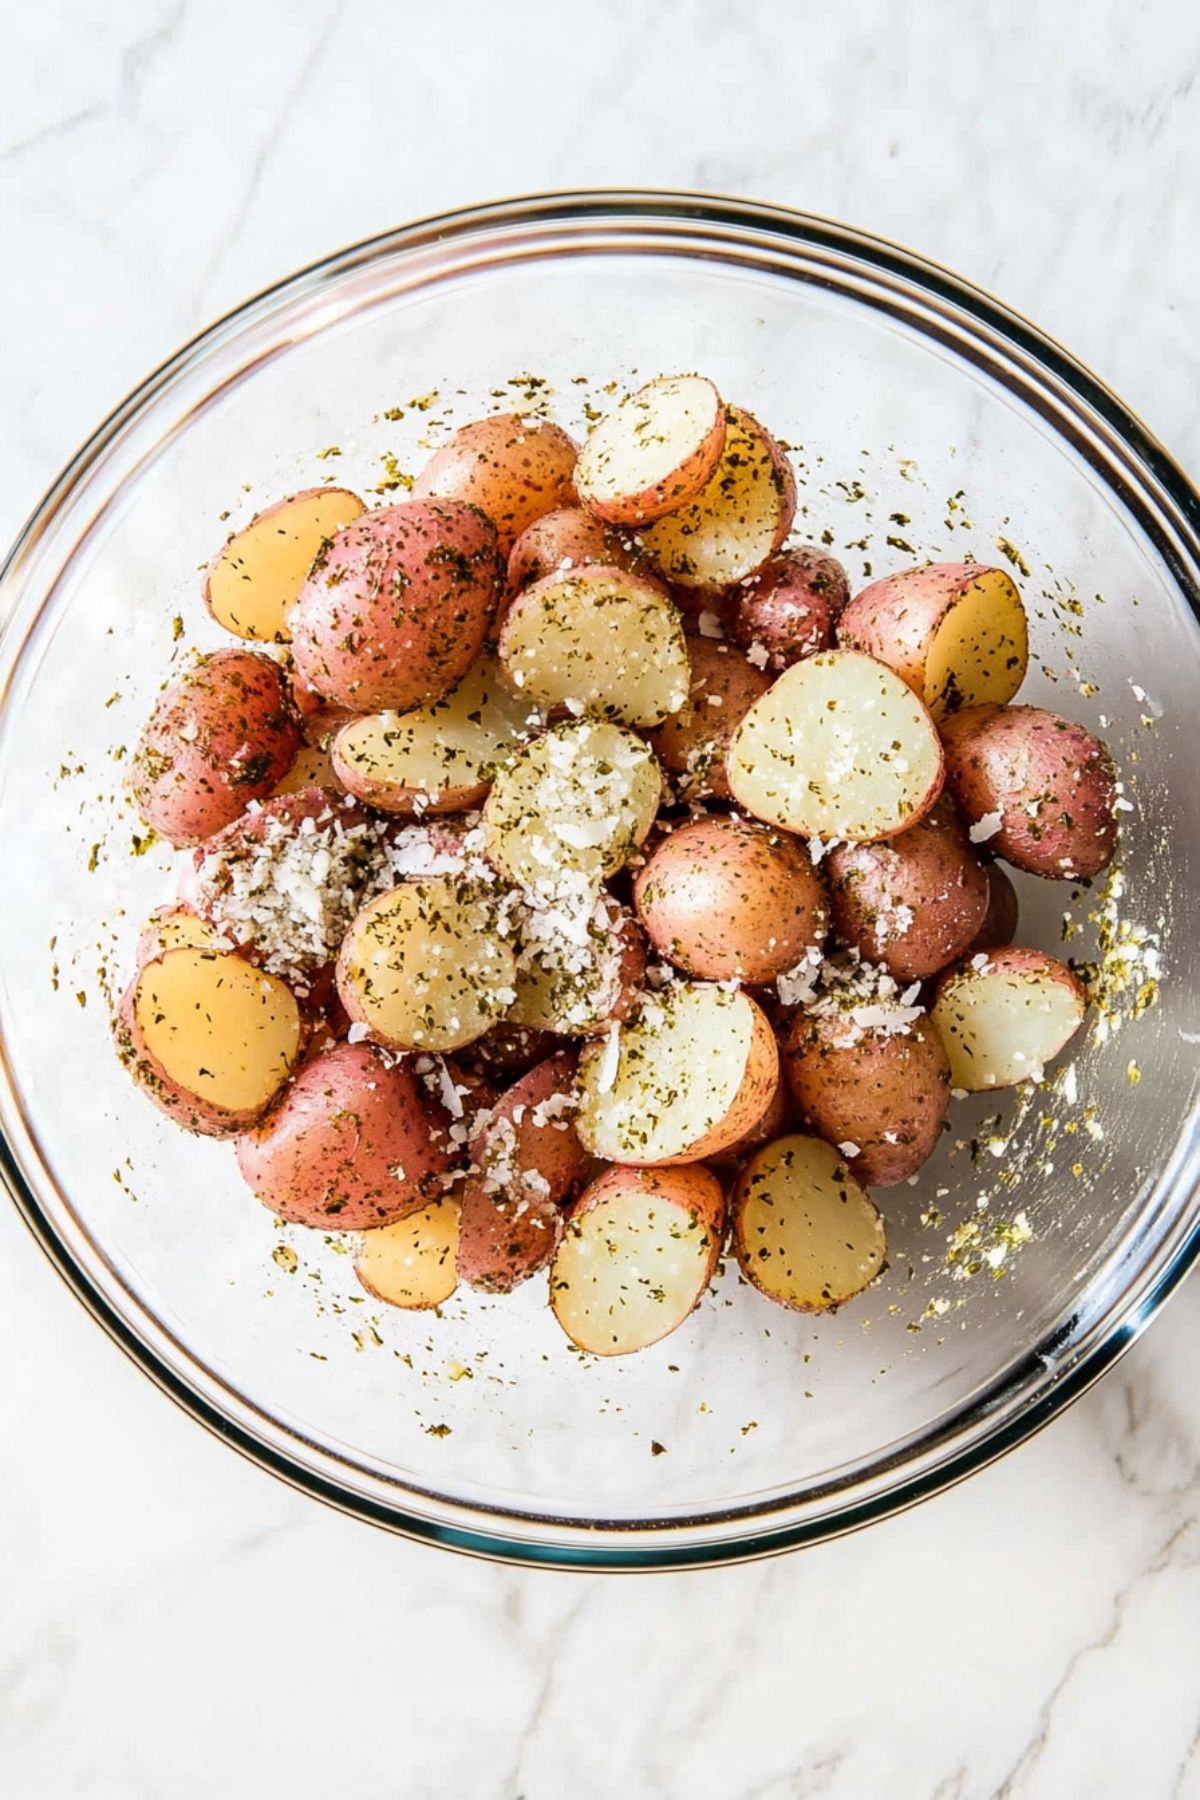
[456,1023,561,1080]
[826,796,990,982]
[236,1041,454,1230]
[288,500,502,712]
[939,705,1118,880]
[729,547,850,672]
[836,562,1018,694]
[456,1051,588,1292]
[964,863,1020,957]
[633,815,829,984]
[648,636,771,802]
[706,1071,792,1171]
[783,1011,951,1187]
[411,415,578,556]
[505,507,645,599]
[113,953,300,1140]
[128,650,303,848]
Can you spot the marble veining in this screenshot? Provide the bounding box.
[2,1,1199,1795]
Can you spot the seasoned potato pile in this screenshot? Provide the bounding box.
[117,369,1122,1353]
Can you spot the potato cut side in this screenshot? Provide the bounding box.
[272,738,340,796]
[922,570,1028,719]
[931,948,1085,1090]
[576,982,778,1165]
[333,654,537,814]
[482,719,661,893]
[137,906,230,965]
[575,375,726,525]
[354,1200,460,1309]
[511,894,641,1036]
[638,406,795,588]
[134,948,301,1112]
[498,566,690,726]
[336,877,516,1051]
[732,1135,886,1312]
[551,1165,725,1356]
[727,649,944,842]
[205,488,365,641]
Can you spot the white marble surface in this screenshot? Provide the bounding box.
[2,2,1199,1795]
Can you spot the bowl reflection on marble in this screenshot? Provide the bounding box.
[0,192,1198,1569]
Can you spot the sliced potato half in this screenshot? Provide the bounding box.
[838,563,1028,722]
[117,947,302,1135]
[205,488,365,641]
[354,1199,461,1309]
[727,649,945,842]
[498,565,690,726]
[732,1134,886,1312]
[575,374,726,525]
[336,877,516,1052]
[638,406,795,588]
[333,654,537,814]
[551,1164,726,1356]
[931,946,1086,1090]
[576,982,779,1165]
[482,719,661,893]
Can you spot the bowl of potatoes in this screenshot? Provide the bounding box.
[1,192,1197,1568]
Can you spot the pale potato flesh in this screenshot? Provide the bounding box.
[354,1199,460,1309]
[206,489,365,641]
[728,649,944,841]
[337,878,516,1051]
[482,720,661,891]
[272,738,340,795]
[575,375,725,524]
[499,568,690,726]
[551,1172,723,1355]
[138,907,229,962]
[638,407,794,587]
[134,948,301,1111]
[932,957,1085,1090]
[576,982,776,1164]
[733,1134,886,1312]
[923,571,1028,719]
[333,654,537,812]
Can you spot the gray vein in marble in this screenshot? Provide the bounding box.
[501,1589,593,1800]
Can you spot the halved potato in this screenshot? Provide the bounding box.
[575,374,726,526]
[115,947,302,1137]
[732,1134,886,1312]
[638,406,796,588]
[205,488,365,642]
[727,649,945,842]
[498,565,690,726]
[332,654,538,814]
[335,877,516,1052]
[512,894,646,1036]
[135,905,230,965]
[837,563,1028,722]
[550,1164,726,1356]
[576,982,779,1165]
[354,1199,461,1310]
[931,946,1086,1090]
[481,720,661,892]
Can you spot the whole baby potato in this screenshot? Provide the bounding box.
[236,1040,454,1229]
[939,704,1118,880]
[129,649,303,847]
[506,506,642,597]
[965,863,1020,956]
[826,796,989,982]
[633,815,828,984]
[648,636,770,801]
[728,547,849,672]
[412,414,578,555]
[288,500,501,712]
[783,1009,951,1187]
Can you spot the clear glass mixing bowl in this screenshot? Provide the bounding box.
[1,192,1197,1569]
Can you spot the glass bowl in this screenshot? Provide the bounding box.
[1,192,1198,1570]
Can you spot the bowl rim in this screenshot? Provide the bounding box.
[2,187,1199,1571]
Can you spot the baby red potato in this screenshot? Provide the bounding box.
[732,1135,886,1312]
[837,562,1028,721]
[236,1040,454,1229]
[289,500,501,712]
[205,487,365,642]
[931,946,1086,1090]
[648,636,770,802]
[129,649,303,847]
[412,413,578,555]
[728,547,850,672]
[639,406,796,589]
[354,1199,461,1310]
[575,374,726,526]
